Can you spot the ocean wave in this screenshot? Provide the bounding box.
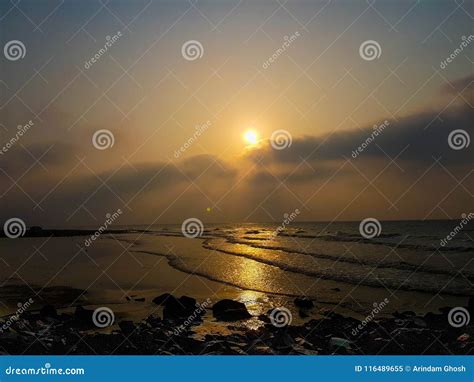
[225,238,474,280]
[202,240,472,296]
[275,232,474,252]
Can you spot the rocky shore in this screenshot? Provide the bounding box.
[0,294,472,355]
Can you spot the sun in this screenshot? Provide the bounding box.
[243,129,259,145]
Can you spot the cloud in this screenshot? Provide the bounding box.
[245,102,472,168]
[0,78,472,225]
[441,74,474,95]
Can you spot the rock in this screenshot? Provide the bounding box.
[468,296,474,315]
[273,331,295,349]
[179,296,197,307]
[423,312,445,329]
[329,337,353,351]
[118,320,135,335]
[294,297,313,309]
[392,311,404,319]
[29,226,43,234]
[299,309,309,318]
[163,296,197,321]
[212,299,251,321]
[439,306,451,314]
[412,317,427,328]
[152,293,173,305]
[40,305,57,318]
[331,288,341,292]
[74,306,93,324]
[457,333,469,342]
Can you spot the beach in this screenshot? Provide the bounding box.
[0,221,472,354]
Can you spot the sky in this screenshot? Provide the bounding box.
[0,0,472,227]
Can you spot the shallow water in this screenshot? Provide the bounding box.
[0,220,472,322]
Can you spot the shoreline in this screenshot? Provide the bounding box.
[0,293,472,355]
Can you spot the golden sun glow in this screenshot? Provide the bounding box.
[243,129,259,145]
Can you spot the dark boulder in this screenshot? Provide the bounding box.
[118,320,135,335]
[40,305,57,318]
[163,296,197,321]
[294,297,313,309]
[212,299,251,321]
[299,309,310,318]
[152,293,173,305]
[468,296,474,315]
[29,226,43,235]
[74,306,93,324]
